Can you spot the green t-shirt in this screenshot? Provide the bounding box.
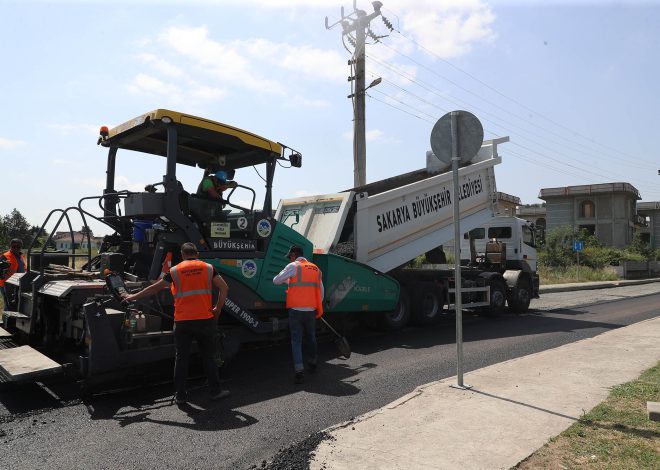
[197,177,215,196]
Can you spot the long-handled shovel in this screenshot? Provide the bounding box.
[319,317,351,359]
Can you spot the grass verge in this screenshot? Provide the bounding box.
[515,362,660,469]
[539,265,619,285]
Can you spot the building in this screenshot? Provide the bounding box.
[516,204,546,228]
[494,192,520,217]
[52,231,104,251]
[516,203,547,243]
[539,183,642,248]
[637,202,660,249]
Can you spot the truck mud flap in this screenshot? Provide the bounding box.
[222,296,282,334]
[0,344,63,383]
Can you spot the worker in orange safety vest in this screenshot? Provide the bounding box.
[273,245,324,384]
[123,242,230,405]
[0,239,27,310]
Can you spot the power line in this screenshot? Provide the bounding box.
[366,56,660,190]
[370,88,438,121]
[373,43,659,172]
[391,28,658,167]
[367,85,660,194]
[368,67,621,182]
[365,92,435,123]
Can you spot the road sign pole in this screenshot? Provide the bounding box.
[450,111,467,389]
[429,109,482,391]
[577,251,580,282]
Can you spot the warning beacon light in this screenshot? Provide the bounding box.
[97,125,109,145]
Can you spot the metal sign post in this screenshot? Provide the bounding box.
[450,112,467,388]
[573,240,584,282]
[430,110,483,390]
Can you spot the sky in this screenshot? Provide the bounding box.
[1,0,659,237]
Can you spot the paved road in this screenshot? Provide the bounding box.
[1,283,659,470]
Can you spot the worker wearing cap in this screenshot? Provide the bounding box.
[273,245,324,384]
[197,170,238,202]
[123,242,230,405]
[0,239,27,309]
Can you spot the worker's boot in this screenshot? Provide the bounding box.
[294,371,304,384]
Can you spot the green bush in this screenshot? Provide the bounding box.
[539,225,659,275]
[628,233,655,259]
[580,246,625,269]
[540,225,601,268]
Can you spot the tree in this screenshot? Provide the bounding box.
[0,208,34,248]
[628,233,654,259]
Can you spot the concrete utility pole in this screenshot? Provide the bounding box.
[326,1,391,188]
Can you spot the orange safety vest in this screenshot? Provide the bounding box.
[0,251,27,287]
[169,259,215,322]
[286,260,323,315]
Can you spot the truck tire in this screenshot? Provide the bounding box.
[480,280,506,316]
[412,283,443,325]
[508,279,531,313]
[380,289,411,330]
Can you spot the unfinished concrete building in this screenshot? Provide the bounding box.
[539,183,642,248]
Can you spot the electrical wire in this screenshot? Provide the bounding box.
[365,92,435,123]
[330,4,660,199]
[369,48,659,172]
[369,88,438,121]
[366,85,660,194]
[391,25,658,168]
[365,58,660,193]
[367,67,613,180]
[362,5,658,169]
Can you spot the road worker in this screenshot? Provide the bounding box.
[123,242,230,405]
[273,245,324,384]
[197,170,238,203]
[0,239,27,309]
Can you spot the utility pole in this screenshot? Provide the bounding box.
[326,1,392,188]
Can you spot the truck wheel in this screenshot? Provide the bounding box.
[508,279,531,313]
[380,289,411,330]
[412,283,443,325]
[481,280,506,315]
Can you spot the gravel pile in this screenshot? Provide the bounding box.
[330,241,355,258]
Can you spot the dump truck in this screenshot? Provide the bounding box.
[275,137,539,328]
[0,109,538,386]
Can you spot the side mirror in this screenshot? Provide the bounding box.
[290,153,302,168]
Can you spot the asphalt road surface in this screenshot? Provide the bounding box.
[2,283,659,470]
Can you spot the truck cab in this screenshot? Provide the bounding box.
[461,216,538,273]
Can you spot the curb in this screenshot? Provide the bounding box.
[540,277,660,294]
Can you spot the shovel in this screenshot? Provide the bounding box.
[319,317,351,359]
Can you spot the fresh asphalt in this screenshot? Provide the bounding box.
[1,283,659,470]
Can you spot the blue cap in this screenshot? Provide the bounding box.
[214,170,228,183]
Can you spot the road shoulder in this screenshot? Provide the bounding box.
[311,316,660,470]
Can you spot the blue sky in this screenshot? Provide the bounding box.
[1,0,659,236]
